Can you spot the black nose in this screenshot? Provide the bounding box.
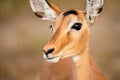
[43,48,54,56]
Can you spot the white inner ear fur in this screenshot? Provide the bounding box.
[43,8,58,20]
[30,0,44,12]
[30,0,58,21]
[86,0,104,25]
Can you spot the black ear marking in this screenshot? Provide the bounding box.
[89,16,92,20]
[97,7,103,14]
[45,0,52,7]
[34,12,44,18]
[63,10,78,17]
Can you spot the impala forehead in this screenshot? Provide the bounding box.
[53,10,85,30]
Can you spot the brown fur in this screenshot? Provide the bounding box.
[47,1,61,14]
[30,0,107,80]
[40,58,76,80]
[42,11,107,80]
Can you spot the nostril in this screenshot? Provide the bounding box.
[47,48,54,54]
[43,48,55,56]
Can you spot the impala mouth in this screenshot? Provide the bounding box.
[43,53,62,63]
[46,56,61,63]
[46,55,60,59]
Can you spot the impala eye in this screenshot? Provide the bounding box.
[71,23,82,31]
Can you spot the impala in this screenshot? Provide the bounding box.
[30,0,107,80]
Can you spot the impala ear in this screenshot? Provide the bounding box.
[86,0,104,25]
[30,0,62,21]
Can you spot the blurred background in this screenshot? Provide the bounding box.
[0,0,120,80]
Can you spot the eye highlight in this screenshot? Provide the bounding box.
[71,23,82,31]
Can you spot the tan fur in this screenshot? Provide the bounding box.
[30,0,107,80]
[40,58,76,80]
[42,10,107,80]
[48,1,61,14]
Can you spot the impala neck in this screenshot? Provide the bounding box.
[74,40,91,80]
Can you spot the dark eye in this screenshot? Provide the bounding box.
[71,23,82,31]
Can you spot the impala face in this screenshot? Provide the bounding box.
[30,0,103,63]
[43,10,90,62]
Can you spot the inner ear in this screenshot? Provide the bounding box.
[85,0,104,25]
[30,0,62,21]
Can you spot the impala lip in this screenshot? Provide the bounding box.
[43,53,62,63]
[46,56,61,63]
[46,55,60,59]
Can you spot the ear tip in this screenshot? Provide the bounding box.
[29,0,36,12]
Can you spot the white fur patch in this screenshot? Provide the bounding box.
[72,55,80,63]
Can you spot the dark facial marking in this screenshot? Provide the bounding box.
[63,10,78,17]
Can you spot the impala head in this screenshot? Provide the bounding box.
[30,0,104,63]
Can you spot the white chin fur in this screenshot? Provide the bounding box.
[46,56,61,63]
[72,55,80,63]
[43,52,62,63]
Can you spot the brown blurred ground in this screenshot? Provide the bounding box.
[0,0,120,80]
